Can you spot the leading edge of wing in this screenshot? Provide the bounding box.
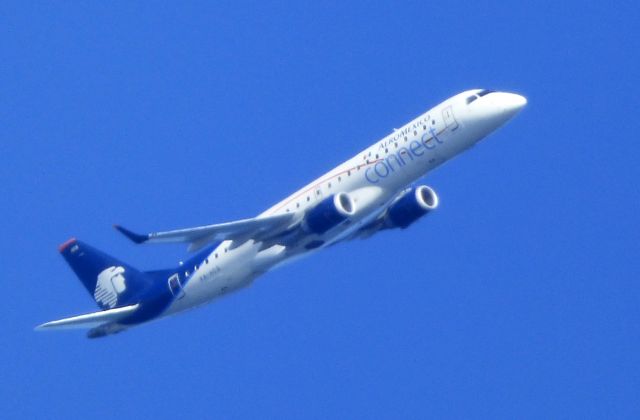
[114,213,296,248]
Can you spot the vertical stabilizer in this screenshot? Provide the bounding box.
[58,238,146,310]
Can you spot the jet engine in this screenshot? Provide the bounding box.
[305,192,356,234]
[386,185,438,229]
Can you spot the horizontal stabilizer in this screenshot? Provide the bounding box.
[115,213,295,251]
[35,304,139,331]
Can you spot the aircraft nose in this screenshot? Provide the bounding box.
[495,92,527,119]
[458,89,527,140]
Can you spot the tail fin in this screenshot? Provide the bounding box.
[59,238,146,310]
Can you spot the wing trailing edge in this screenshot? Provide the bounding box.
[114,213,296,251]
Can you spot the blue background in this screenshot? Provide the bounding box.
[2,1,639,418]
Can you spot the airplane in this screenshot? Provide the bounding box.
[36,89,526,338]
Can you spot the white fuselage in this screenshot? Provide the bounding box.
[165,89,526,316]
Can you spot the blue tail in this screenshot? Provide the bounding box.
[59,238,151,310]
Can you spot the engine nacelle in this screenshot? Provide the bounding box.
[305,192,356,234]
[386,185,439,229]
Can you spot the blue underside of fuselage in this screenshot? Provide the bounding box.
[118,241,222,326]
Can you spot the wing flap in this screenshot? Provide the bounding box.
[35,304,139,331]
[115,213,296,249]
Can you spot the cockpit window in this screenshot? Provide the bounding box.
[478,89,495,97]
[466,95,478,104]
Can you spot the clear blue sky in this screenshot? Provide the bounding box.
[2,1,639,418]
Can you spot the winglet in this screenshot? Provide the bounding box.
[58,237,77,253]
[113,225,149,244]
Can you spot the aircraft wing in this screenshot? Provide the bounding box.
[35,304,140,331]
[114,213,296,251]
